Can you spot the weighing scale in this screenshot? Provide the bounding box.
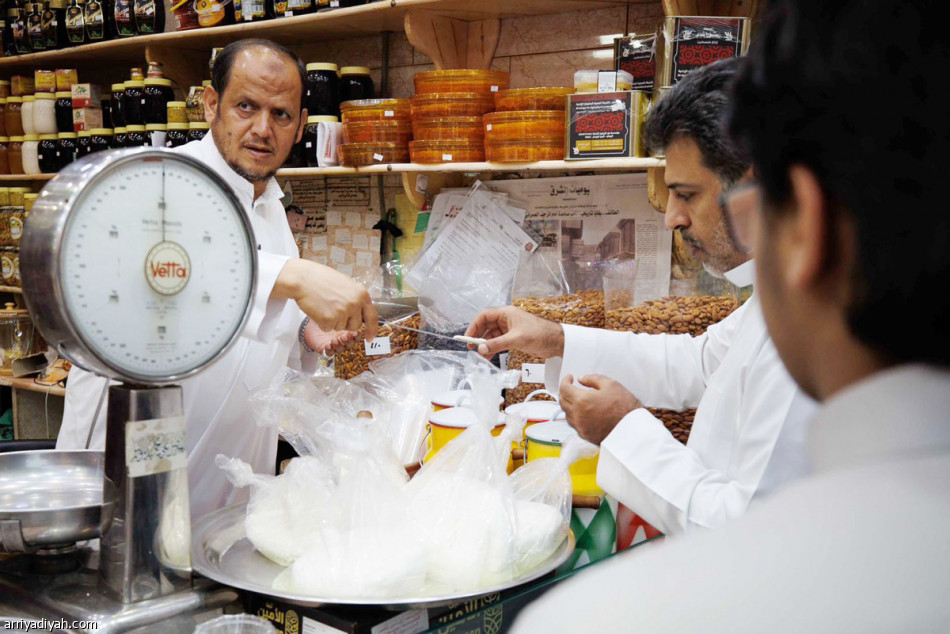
[0,148,257,632]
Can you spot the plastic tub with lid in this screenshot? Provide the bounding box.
[409,92,495,119]
[339,98,411,123]
[413,69,510,95]
[525,420,602,497]
[409,139,484,164]
[493,87,573,112]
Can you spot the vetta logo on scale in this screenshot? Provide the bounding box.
[145,241,191,295]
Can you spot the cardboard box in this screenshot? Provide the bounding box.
[73,108,104,132]
[56,69,79,92]
[34,70,57,94]
[614,33,657,92]
[565,91,650,160]
[659,16,751,87]
[71,83,103,109]
[11,75,35,97]
[573,70,633,94]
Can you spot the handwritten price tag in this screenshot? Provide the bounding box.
[521,363,545,384]
[364,336,392,356]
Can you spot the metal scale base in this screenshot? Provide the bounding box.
[0,547,238,634]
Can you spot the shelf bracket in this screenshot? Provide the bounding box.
[400,171,467,209]
[662,0,760,17]
[404,9,500,70]
[647,166,668,213]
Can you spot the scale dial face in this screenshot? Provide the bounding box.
[57,153,255,383]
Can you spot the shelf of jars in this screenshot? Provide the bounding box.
[278,157,664,175]
[0,0,634,73]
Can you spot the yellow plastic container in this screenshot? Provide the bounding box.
[411,116,484,141]
[424,407,507,466]
[413,69,510,95]
[486,138,564,163]
[409,139,484,164]
[484,110,566,142]
[505,388,563,445]
[410,92,496,119]
[339,98,411,123]
[526,420,603,497]
[338,142,410,167]
[493,87,573,112]
[430,389,504,412]
[342,119,413,144]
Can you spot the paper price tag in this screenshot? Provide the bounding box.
[373,153,384,161]
[490,85,499,92]
[305,142,312,148]
[486,124,492,131]
[364,336,392,356]
[442,153,453,161]
[521,363,545,384]
[384,110,395,117]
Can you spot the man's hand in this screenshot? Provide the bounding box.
[274,259,378,340]
[304,321,357,355]
[465,306,565,360]
[559,374,642,445]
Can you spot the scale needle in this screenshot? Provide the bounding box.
[160,163,166,242]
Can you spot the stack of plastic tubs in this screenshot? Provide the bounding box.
[338,98,412,167]
[485,87,573,163]
[409,70,509,164]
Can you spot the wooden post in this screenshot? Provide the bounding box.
[404,9,500,70]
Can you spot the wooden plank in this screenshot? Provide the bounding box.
[405,10,470,70]
[662,0,760,18]
[278,157,664,176]
[0,376,67,398]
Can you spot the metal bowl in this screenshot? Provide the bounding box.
[0,450,115,552]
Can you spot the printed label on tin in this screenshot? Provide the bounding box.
[126,416,187,478]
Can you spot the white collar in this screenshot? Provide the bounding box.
[809,364,950,474]
[196,132,283,211]
[724,259,756,287]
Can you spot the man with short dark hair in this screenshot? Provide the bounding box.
[466,59,815,535]
[60,40,376,520]
[512,1,950,630]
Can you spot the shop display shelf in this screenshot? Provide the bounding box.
[278,157,663,176]
[0,175,56,182]
[0,375,65,397]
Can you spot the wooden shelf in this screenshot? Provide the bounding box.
[0,174,56,182]
[0,0,632,72]
[278,157,664,176]
[0,375,66,397]
[0,286,22,293]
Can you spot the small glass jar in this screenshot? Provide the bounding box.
[134,0,164,34]
[65,0,85,45]
[123,80,146,127]
[187,121,209,142]
[196,0,234,28]
[305,63,340,118]
[303,115,338,167]
[37,134,59,173]
[166,101,187,125]
[185,86,205,123]
[0,188,9,207]
[173,0,200,30]
[143,78,173,124]
[83,0,105,41]
[7,137,23,175]
[27,2,45,51]
[145,123,166,147]
[0,99,6,137]
[56,132,77,169]
[125,124,148,147]
[76,130,92,158]
[111,83,126,128]
[4,98,23,138]
[0,137,9,174]
[21,96,36,137]
[89,127,113,153]
[339,66,374,102]
[33,92,58,135]
[112,126,127,148]
[42,0,70,50]
[21,134,41,175]
[234,0,270,22]
[113,0,134,36]
[0,82,9,99]
[165,122,189,148]
[54,91,72,133]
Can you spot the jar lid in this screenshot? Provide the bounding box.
[306,115,339,123]
[125,125,146,132]
[0,302,29,316]
[145,124,167,131]
[125,80,145,88]
[23,134,39,141]
[35,93,56,100]
[39,134,58,140]
[77,131,91,137]
[145,78,172,87]
[54,91,71,98]
[167,123,189,130]
[340,66,371,76]
[189,122,210,130]
[167,101,186,107]
[306,63,338,72]
[0,137,7,142]
[58,132,78,138]
[24,193,37,200]
[22,95,35,102]
[9,136,24,142]
[49,0,68,8]
[114,127,127,133]
[0,80,9,86]
[6,97,22,103]
[201,80,212,87]
[0,97,6,104]
[89,128,113,135]
[111,83,126,91]
[9,187,31,193]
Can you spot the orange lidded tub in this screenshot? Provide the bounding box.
[338,142,410,167]
[414,69,510,95]
[339,98,411,123]
[409,139,485,164]
[410,92,496,118]
[411,116,483,142]
[343,119,413,144]
[484,110,566,143]
[486,138,564,163]
[493,87,574,112]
